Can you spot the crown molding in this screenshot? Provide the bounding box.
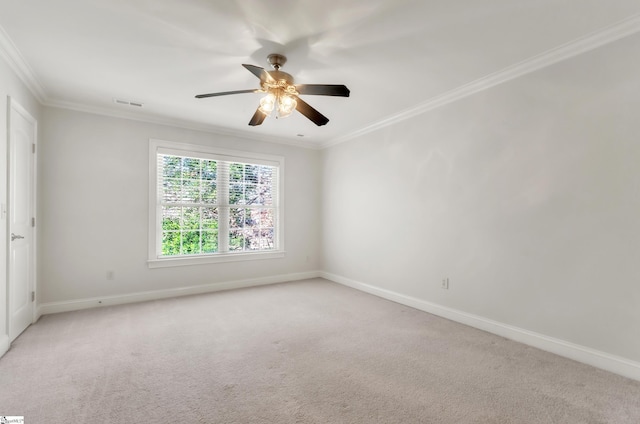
[45,99,322,150]
[0,25,48,103]
[322,13,640,149]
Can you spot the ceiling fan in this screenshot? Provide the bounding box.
[195,54,350,127]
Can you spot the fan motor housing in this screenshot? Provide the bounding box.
[267,70,294,85]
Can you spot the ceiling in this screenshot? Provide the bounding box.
[1,0,640,147]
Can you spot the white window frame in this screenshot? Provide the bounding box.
[148,139,285,268]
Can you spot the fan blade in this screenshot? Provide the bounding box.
[242,64,274,82]
[295,84,350,97]
[195,89,258,99]
[248,108,267,126]
[295,97,329,126]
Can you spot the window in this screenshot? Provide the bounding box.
[148,139,284,267]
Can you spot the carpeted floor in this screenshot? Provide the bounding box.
[1,278,639,423]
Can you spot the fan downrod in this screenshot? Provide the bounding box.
[267,53,287,70]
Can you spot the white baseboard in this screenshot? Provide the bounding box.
[38,271,321,316]
[0,334,9,359]
[320,272,640,382]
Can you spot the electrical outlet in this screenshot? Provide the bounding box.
[441,278,449,289]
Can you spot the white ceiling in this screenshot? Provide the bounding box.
[1,0,640,147]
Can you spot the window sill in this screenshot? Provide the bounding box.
[147,250,285,268]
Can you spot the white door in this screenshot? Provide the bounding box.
[8,98,37,342]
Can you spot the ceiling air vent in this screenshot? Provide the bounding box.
[113,98,143,107]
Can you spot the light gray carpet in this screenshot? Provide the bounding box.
[1,278,639,423]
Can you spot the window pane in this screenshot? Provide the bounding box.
[182,231,200,254]
[257,184,272,206]
[230,183,244,205]
[229,229,245,251]
[162,178,181,203]
[202,208,218,230]
[245,165,259,183]
[260,229,275,250]
[181,180,200,203]
[201,181,217,204]
[244,184,258,205]
[162,156,181,178]
[202,160,216,180]
[183,207,200,230]
[202,230,218,253]
[162,231,181,256]
[230,163,244,181]
[162,206,181,230]
[258,209,274,227]
[230,208,244,230]
[181,158,200,179]
[258,166,273,184]
[244,208,256,226]
[244,227,260,250]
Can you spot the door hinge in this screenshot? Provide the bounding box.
[32,217,35,227]
[32,143,36,154]
[31,291,35,302]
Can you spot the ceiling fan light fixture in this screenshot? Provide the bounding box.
[276,94,297,119]
[259,92,276,115]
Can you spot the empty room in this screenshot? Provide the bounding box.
[1,1,640,422]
